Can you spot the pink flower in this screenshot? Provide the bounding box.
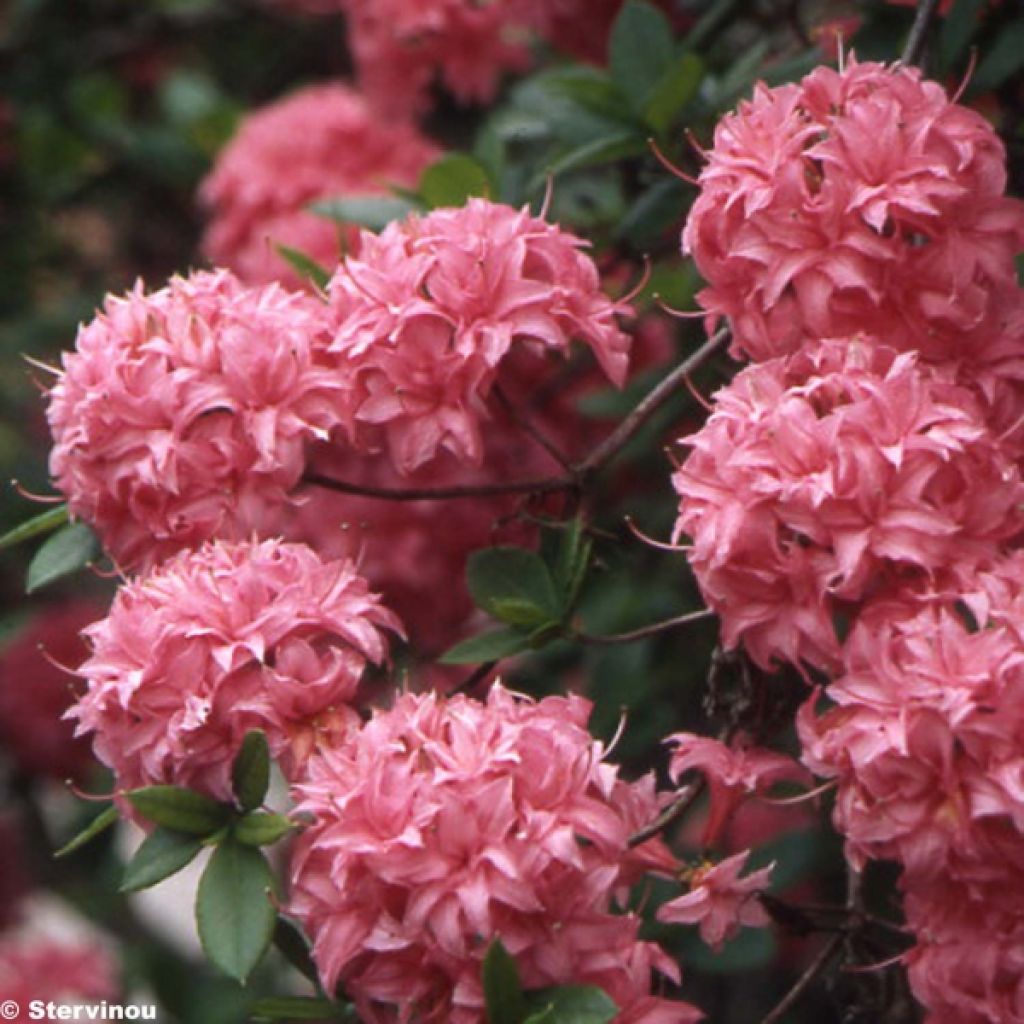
[68,539,402,805]
[0,937,118,1021]
[666,734,810,846]
[46,270,343,571]
[0,602,101,782]
[326,199,632,474]
[199,83,438,288]
[287,685,698,1024]
[684,58,1024,363]
[673,337,1022,673]
[657,851,773,952]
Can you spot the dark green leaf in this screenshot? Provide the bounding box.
[274,245,330,290]
[644,53,704,135]
[273,917,320,985]
[482,939,528,1024]
[970,18,1024,93]
[613,178,689,247]
[420,154,493,209]
[126,786,231,836]
[310,194,417,230]
[536,132,645,189]
[523,1011,555,1024]
[121,827,203,892]
[233,812,294,847]
[196,840,277,984]
[467,547,562,626]
[536,68,632,121]
[940,0,987,69]
[54,804,118,859]
[610,1,675,112]
[0,504,69,552]
[26,522,99,593]
[439,627,532,665]
[232,730,270,812]
[249,997,351,1021]
[523,986,618,1024]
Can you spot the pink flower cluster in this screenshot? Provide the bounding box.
[327,198,632,474]
[68,538,402,803]
[674,338,1023,673]
[678,59,1024,1019]
[200,83,438,287]
[684,58,1024,366]
[288,685,700,1023]
[46,269,340,572]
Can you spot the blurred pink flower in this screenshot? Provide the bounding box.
[0,602,101,782]
[684,58,1024,364]
[673,337,1022,673]
[288,685,697,1023]
[46,270,342,571]
[200,83,438,287]
[327,199,632,474]
[68,539,402,805]
[657,851,773,952]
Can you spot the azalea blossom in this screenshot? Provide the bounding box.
[46,270,343,571]
[68,539,402,805]
[288,685,699,1023]
[673,337,1022,673]
[684,58,1024,364]
[326,198,632,474]
[657,851,773,952]
[667,734,810,846]
[200,83,438,287]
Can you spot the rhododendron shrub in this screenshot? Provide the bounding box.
[46,270,342,571]
[288,685,700,1023]
[200,83,439,287]
[69,539,402,802]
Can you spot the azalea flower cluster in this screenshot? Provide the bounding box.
[675,57,1024,1021]
[200,83,438,288]
[289,685,702,1023]
[273,0,677,112]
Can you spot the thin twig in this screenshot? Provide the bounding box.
[576,327,730,477]
[303,328,730,503]
[451,660,499,695]
[303,471,575,502]
[628,780,704,848]
[493,384,574,472]
[577,607,715,646]
[761,932,845,1024]
[900,0,943,66]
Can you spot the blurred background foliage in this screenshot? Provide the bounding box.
[0,0,1022,1021]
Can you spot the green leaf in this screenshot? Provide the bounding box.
[940,0,987,69]
[0,504,69,552]
[613,178,689,247]
[467,547,562,627]
[249,997,351,1021]
[644,53,704,135]
[439,627,532,665]
[420,154,493,209]
[310,194,417,231]
[274,245,331,290]
[523,1011,555,1024]
[196,839,277,984]
[234,812,294,847]
[54,804,118,859]
[535,132,645,190]
[121,827,203,892]
[26,522,99,593]
[523,986,618,1024]
[232,730,270,812]
[970,18,1024,94]
[610,1,675,113]
[273,917,320,985]
[126,786,231,836]
[482,939,528,1024]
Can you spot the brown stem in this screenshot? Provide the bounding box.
[761,932,845,1024]
[303,328,730,503]
[577,607,714,646]
[493,384,574,473]
[900,0,943,66]
[627,779,704,848]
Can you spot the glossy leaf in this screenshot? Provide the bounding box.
[26,522,99,593]
[54,804,118,859]
[121,827,203,892]
[610,1,675,112]
[420,154,493,208]
[126,785,231,836]
[482,939,528,1024]
[439,627,532,665]
[0,504,69,552]
[232,730,270,812]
